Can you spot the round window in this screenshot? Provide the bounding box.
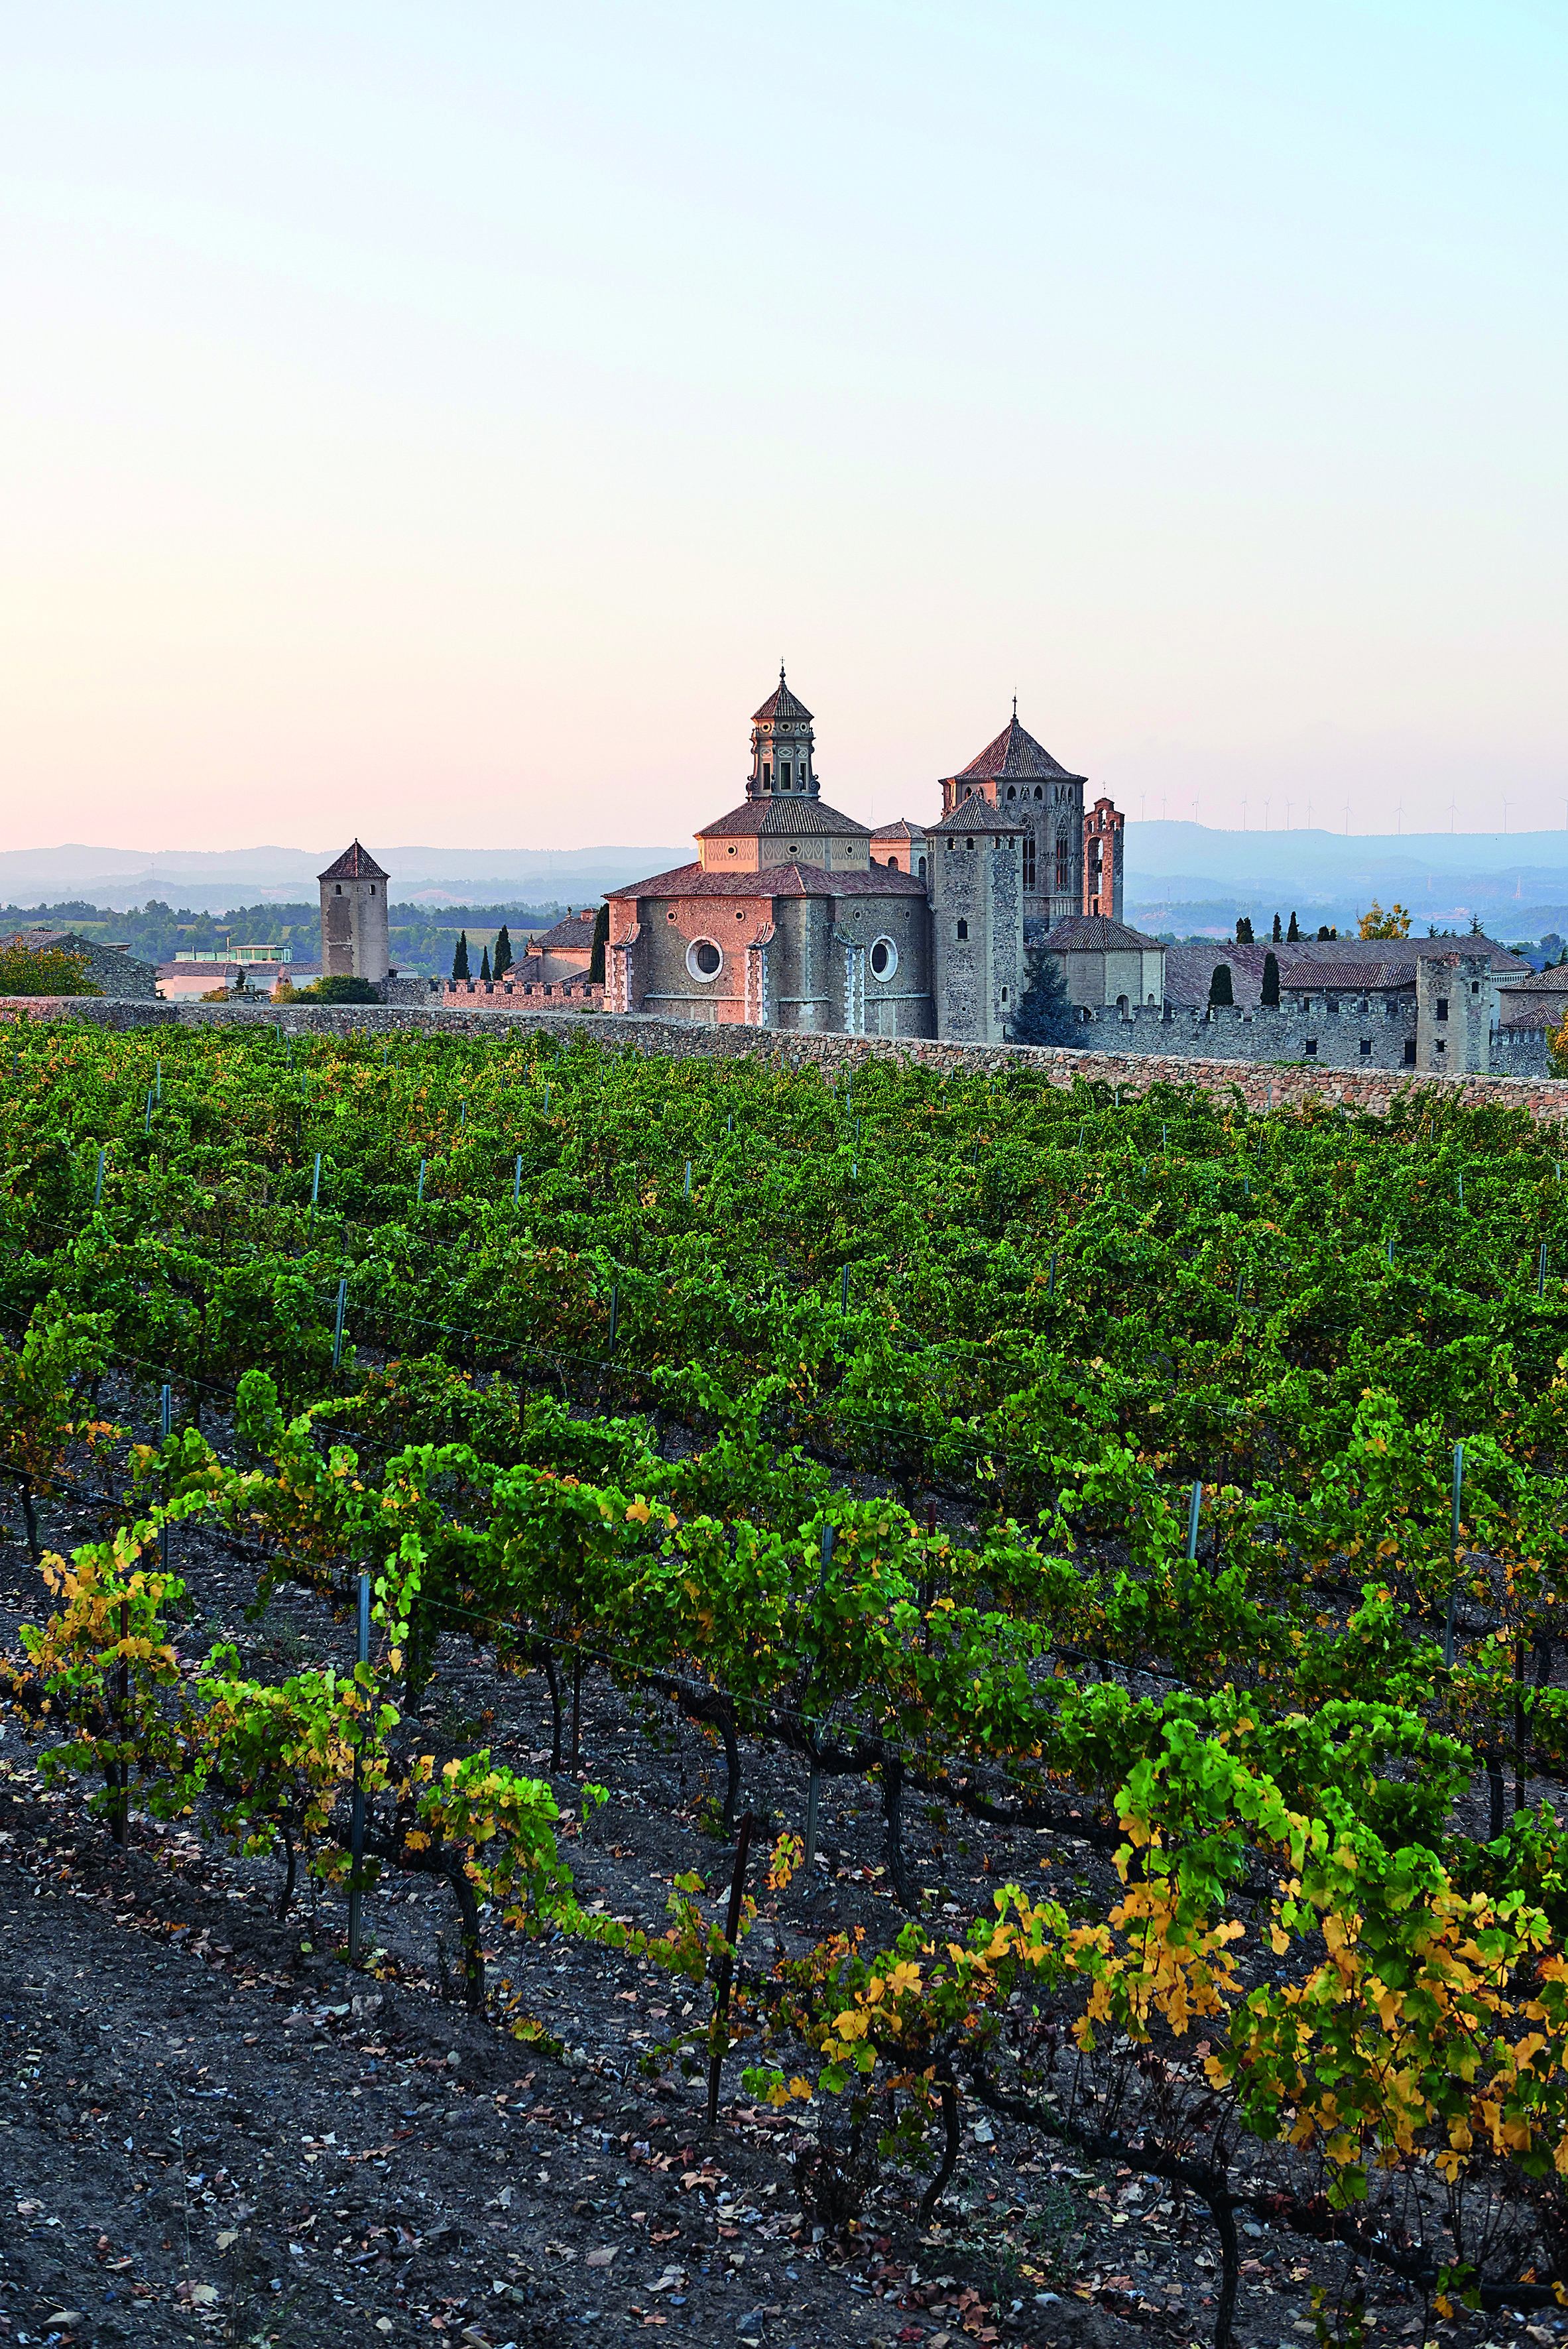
[869,935,898,982]
[686,937,723,982]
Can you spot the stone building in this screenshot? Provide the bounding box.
[520,907,599,985]
[1,927,157,998]
[319,840,391,982]
[936,705,1086,930]
[607,674,936,1035]
[1041,914,1164,1012]
[1083,798,1124,921]
[605,674,1122,1043]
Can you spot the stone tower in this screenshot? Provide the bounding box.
[1083,798,1124,923]
[1415,951,1490,1075]
[928,796,1025,1044]
[747,668,818,798]
[936,709,1087,932]
[319,840,391,981]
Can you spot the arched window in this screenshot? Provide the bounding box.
[1055,827,1069,890]
[1006,784,1016,800]
[917,855,927,880]
[1034,785,1044,800]
[1022,832,1036,889]
[965,836,975,851]
[956,919,969,941]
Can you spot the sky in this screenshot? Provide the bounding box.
[2,2,1565,853]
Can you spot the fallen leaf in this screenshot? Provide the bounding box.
[586,2247,617,2267]
[216,2229,240,2252]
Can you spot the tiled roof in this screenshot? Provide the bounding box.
[947,715,1086,784]
[318,839,389,882]
[530,908,599,951]
[871,818,925,839]
[697,798,870,839]
[156,961,239,976]
[931,796,1029,833]
[1500,965,1568,993]
[751,668,814,725]
[605,861,928,903]
[1279,958,1416,991]
[1042,915,1164,953]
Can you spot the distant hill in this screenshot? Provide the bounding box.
[0,843,687,916]
[1124,822,1568,939]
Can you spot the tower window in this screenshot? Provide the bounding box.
[781,762,791,786]
[369,884,375,895]
[763,762,771,787]
[956,919,969,941]
[335,883,342,894]
[1436,997,1449,1020]
[1034,785,1043,800]
[1055,828,1069,890]
[917,855,926,878]
[1006,785,1016,800]
[1022,833,1036,889]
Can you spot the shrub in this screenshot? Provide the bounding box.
[309,975,379,1005]
[0,944,101,997]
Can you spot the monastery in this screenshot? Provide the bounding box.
[604,670,1131,1042]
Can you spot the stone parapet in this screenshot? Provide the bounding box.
[4,995,1568,1124]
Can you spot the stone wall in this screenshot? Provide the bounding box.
[5,991,1568,1123]
[1076,997,1421,1071]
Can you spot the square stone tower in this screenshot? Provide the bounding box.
[1416,951,1490,1075]
[318,841,391,981]
[928,797,1025,1043]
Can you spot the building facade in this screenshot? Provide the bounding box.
[319,840,391,981]
[605,675,1121,1043]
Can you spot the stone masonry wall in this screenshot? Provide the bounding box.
[6,992,1568,1124]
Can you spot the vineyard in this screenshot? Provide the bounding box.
[6,1016,1568,2349]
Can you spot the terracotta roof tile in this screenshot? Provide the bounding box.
[1042,914,1164,953]
[751,668,814,725]
[947,715,1086,785]
[605,860,928,903]
[317,839,389,882]
[930,796,1030,833]
[697,797,870,839]
[530,908,599,951]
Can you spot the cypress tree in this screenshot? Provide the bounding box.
[1235,916,1254,944]
[589,904,609,985]
[1272,912,1282,943]
[452,932,470,981]
[493,923,513,980]
[1010,945,1079,1046]
[479,945,492,983]
[1261,950,1280,1006]
[1287,911,1300,942]
[1209,962,1235,1008]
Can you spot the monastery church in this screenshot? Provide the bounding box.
[606,671,1138,1042]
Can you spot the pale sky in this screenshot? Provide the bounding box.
[3,2,1564,853]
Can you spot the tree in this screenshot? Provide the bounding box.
[452,932,470,982]
[1287,912,1300,942]
[310,975,379,1004]
[1010,946,1078,1047]
[1272,913,1283,943]
[0,943,101,997]
[1235,916,1254,944]
[493,924,513,981]
[1317,925,1337,941]
[479,946,492,983]
[589,904,609,986]
[1209,963,1235,1008]
[1261,951,1280,1006]
[1358,900,1412,940]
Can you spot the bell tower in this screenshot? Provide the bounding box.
[747,666,818,799]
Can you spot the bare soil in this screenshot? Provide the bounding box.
[0,1418,1549,2349]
